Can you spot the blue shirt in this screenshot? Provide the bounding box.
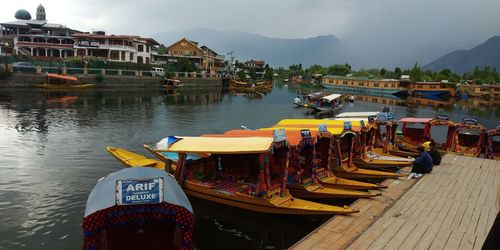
[414,151,433,171]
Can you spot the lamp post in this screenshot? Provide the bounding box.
[1,42,9,68]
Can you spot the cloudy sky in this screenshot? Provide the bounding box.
[1,0,499,67]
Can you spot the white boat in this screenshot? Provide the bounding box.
[83,167,195,249]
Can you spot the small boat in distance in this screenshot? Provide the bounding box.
[34,73,96,89]
[83,167,195,249]
[162,78,183,88]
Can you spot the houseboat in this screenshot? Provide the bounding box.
[210,129,385,190]
[404,81,457,98]
[153,136,358,215]
[396,116,457,152]
[462,84,500,99]
[449,118,487,157]
[83,167,195,249]
[322,76,407,96]
[34,73,96,89]
[486,126,500,160]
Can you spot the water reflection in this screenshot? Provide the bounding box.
[0,84,498,249]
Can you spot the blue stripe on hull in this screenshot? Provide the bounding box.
[412,90,450,97]
[323,84,406,95]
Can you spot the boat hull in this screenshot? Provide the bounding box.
[33,83,96,89]
[323,83,406,96]
[286,183,379,199]
[183,182,357,215]
[353,158,412,169]
[332,165,407,179]
[318,174,387,190]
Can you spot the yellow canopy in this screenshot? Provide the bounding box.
[269,119,363,135]
[155,136,274,154]
[260,126,345,135]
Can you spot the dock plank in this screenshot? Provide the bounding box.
[291,155,500,250]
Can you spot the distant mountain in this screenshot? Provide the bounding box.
[424,36,500,73]
[153,28,347,67]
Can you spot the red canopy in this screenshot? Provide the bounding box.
[398,118,432,123]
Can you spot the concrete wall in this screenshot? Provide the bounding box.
[0,73,222,88]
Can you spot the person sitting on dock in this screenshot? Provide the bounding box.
[293,96,301,105]
[428,141,442,165]
[422,136,432,151]
[409,146,433,179]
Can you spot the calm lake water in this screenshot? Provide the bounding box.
[0,83,498,249]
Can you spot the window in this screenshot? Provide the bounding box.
[121,51,125,61]
[146,57,150,64]
[384,83,388,88]
[130,53,134,61]
[374,83,379,87]
[110,50,119,60]
[146,46,149,53]
[343,81,348,85]
[138,45,144,52]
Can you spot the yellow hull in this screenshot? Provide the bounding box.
[287,183,380,199]
[332,164,406,179]
[318,173,387,190]
[372,147,418,159]
[353,158,412,169]
[33,83,96,89]
[106,147,165,170]
[184,181,358,215]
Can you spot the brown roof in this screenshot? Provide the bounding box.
[254,60,265,65]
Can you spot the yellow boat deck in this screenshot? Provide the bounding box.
[291,154,500,249]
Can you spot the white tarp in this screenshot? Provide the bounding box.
[321,94,342,102]
[336,112,380,118]
[84,167,193,217]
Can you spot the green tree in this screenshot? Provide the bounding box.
[175,58,197,72]
[409,63,423,82]
[263,64,274,80]
[307,64,325,74]
[326,64,351,76]
[379,68,387,76]
[394,67,402,79]
[249,69,257,80]
[237,70,246,80]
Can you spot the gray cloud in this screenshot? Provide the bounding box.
[1,0,499,68]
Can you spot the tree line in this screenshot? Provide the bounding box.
[274,63,500,84]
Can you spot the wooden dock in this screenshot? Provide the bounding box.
[291,155,500,250]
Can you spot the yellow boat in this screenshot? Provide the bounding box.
[153,136,358,215]
[202,131,381,198]
[33,73,96,89]
[206,129,386,189]
[106,147,165,170]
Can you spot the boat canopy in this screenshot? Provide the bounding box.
[84,167,193,217]
[264,119,363,135]
[47,73,78,81]
[155,136,274,154]
[336,112,380,118]
[203,129,319,146]
[321,94,342,102]
[399,118,433,123]
[307,92,324,97]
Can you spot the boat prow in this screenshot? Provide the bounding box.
[332,164,407,179]
[319,174,388,190]
[106,147,165,170]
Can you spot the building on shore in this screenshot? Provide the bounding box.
[73,32,159,64]
[164,38,225,75]
[0,5,79,59]
[322,75,407,96]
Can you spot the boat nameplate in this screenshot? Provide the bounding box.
[116,177,164,205]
